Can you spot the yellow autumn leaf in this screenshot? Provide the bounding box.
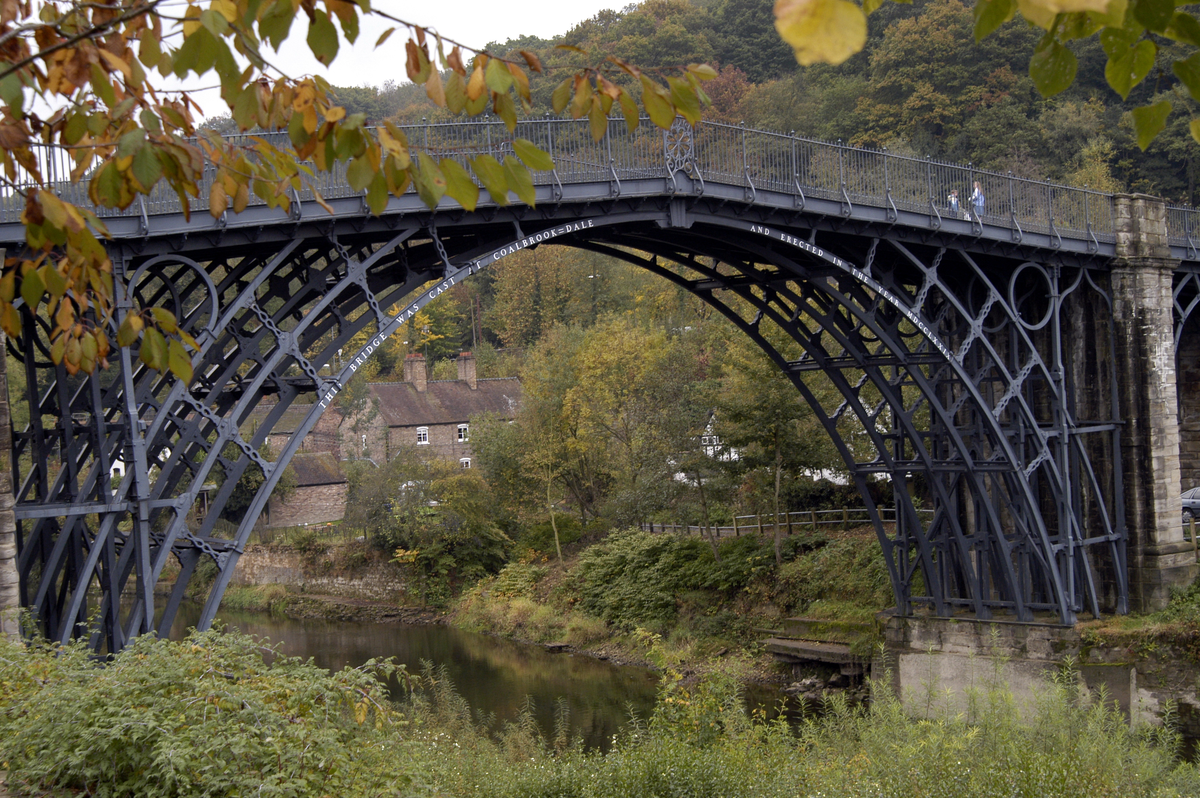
[774,0,867,66]
[1017,0,1114,29]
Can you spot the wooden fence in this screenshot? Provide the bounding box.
[640,507,933,539]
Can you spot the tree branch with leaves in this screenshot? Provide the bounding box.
[0,0,716,382]
[774,0,1200,149]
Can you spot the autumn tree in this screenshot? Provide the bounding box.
[486,247,578,348]
[506,324,605,522]
[0,0,717,385]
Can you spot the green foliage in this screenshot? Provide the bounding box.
[568,528,838,633]
[0,630,411,798]
[520,514,583,554]
[776,536,895,612]
[490,561,551,599]
[5,629,1199,798]
[784,476,868,511]
[708,533,823,593]
[392,471,514,606]
[574,530,716,630]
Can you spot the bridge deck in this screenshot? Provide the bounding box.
[0,117,1195,264]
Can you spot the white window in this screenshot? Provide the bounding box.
[416,427,429,445]
[460,458,471,468]
[457,424,469,442]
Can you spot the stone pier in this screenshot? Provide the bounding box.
[1111,194,1197,611]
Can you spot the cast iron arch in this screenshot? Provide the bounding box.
[12,208,1124,652]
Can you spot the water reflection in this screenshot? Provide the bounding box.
[170,603,660,751]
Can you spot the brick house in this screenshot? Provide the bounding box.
[238,401,348,529]
[357,352,521,467]
[263,451,348,528]
[241,399,345,459]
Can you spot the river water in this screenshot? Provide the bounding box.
[170,603,670,750]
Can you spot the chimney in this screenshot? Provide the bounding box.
[457,351,477,390]
[403,353,427,392]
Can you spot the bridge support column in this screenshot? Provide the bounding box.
[0,333,16,640]
[1112,194,1197,611]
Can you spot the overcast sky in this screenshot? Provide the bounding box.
[188,0,630,117]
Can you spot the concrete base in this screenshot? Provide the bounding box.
[881,613,1200,737]
[880,614,1076,719]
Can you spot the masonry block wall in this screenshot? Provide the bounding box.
[266,482,348,529]
[264,407,345,460]
[389,422,474,464]
[343,411,389,464]
[231,545,407,601]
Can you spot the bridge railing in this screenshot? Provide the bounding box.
[2,116,1195,249]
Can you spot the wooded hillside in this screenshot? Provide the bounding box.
[308,0,1195,203]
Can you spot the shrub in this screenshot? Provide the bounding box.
[0,630,411,798]
[491,561,550,599]
[217,583,290,613]
[519,515,583,554]
[775,537,893,613]
[574,531,716,631]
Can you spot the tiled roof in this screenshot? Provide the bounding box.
[370,377,521,428]
[239,401,319,437]
[287,451,346,487]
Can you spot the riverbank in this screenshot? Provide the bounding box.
[216,526,894,690]
[214,524,1200,723]
[4,628,1199,798]
[213,580,788,687]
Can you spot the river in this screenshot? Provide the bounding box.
[170,603,680,750]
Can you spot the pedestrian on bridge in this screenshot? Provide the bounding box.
[948,189,960,216]
[971,181,985,220]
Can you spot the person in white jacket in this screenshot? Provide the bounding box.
[970,181,985,220]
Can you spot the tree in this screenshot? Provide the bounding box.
[774,0,1200,149]
[220,442,296,523]
[486,246,585,347]
[0,0,717,384]
[713,332,841,564]
[512,325,605,522]
[336,370,379,459]
[851,0,1041,153]
[712,0,797,82]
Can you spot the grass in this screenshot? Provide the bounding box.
[217,583,292,614]
[403,653,1200,798]
[1078,578,1200,663]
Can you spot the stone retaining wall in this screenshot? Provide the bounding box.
[881,615,1200,741]
[232,545,407,602]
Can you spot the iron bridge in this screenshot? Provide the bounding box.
[5,117,1196,653]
